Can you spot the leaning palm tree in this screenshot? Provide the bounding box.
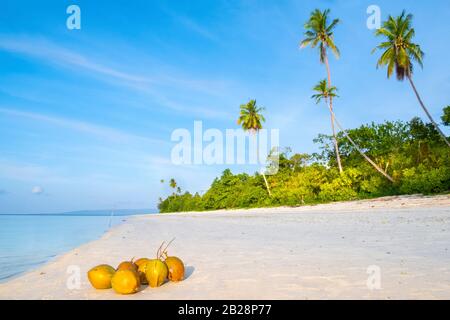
[301,8,343,172]
[312,80,394,182]
[373,11,450,147]
[237,100,272,196]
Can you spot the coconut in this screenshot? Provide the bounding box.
[116,259,137,272]
[111,269,140,294]
[87,264,115,289]
[145,259,168,288]
[134,258,151,285]
[165,256,185,282]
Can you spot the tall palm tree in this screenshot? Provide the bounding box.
[373,11,450,147]
[301,8,343,172]
[312,80,394,182]
[237,100,272,196]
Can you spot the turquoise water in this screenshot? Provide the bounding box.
[0,210,154,282]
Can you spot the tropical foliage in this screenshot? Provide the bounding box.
[300,9,340,63]
[237,100,265,133]
[311,79,338,104]
[158,111,450,213]
[442,106,450,126]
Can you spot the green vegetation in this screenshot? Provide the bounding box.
[442,106,450,126]
[159,112,450,213]
[158,9,450,213]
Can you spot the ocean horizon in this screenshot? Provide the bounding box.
[0,209,157,283]
[0,208,157,216]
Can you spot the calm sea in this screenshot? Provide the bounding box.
[0,210,155,283]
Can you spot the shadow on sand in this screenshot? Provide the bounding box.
[184,266,195,280]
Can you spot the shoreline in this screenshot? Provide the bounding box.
[0,214,142,285]
[0,194,449,299]
[156,194,450,216]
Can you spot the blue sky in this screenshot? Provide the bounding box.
[0,0,449,214]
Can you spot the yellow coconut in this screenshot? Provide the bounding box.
[165,256,185,282]
[135,258,151,285]
[116,260,137,272]
[111,269,140,294]
[134,258,150,268]
[87,264,115,289]
[145,259,168,288]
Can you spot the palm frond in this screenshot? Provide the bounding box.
[237,100,266,132]
[311,79,339,105]
[326,18,340,33]
[373,11,424,81]
[300,8,340,63]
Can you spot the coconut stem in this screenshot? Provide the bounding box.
[156,241,165,260]
[162,238,176,259]
[157,238,176,260]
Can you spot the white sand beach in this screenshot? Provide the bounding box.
[0,194,449,300]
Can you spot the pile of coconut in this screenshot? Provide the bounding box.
[87,239,184,294]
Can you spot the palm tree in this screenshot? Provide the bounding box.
[301,9,343,172]
[169,178,177,190]
[237,99,272,196]
[373,11,450,147]
[312,79,338,105]
[238,99,265,133]
[312,80,394,182]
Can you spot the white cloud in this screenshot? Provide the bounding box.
[31,186,44,195]
[0,107,167,146]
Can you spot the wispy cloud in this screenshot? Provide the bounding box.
[0,160,66,184]
[149,94,234,120]
[173,14,219,42]
[0,35,232,119]
[159,4,219,42]
[0,36,149,84]
[0,107,166,145]
[31,186,44,195]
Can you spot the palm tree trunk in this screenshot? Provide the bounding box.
[324,54,344,173]
[262,173,272,197]
[330,109,395,182]
[407,75,450,148]
[253,132,272,196]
